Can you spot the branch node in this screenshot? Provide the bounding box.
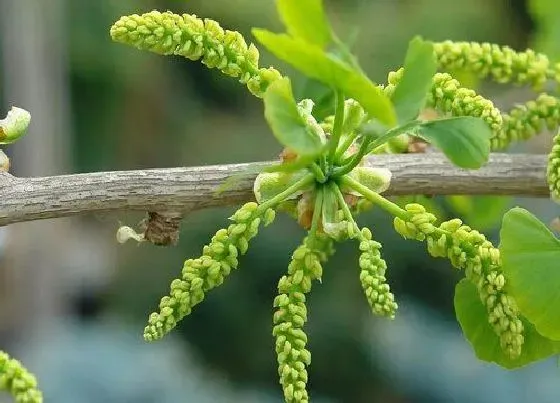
[142,211,183,246]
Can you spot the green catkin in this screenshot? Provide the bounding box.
[273,234,333,403]
[144,202,275,341]
[497,93,560,149]
[0,351,43,403]
[433,41,552,89]
[110,11,283,97]
[358,227,398,318]
[393,204,524,359]
[547,129,560,202]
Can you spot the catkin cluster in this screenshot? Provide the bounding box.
[394,204,524,358]
[433,41,552,89]
[383,69,504,148]
[358,227,398,318]
[273,234,333,403]
[110,11,282,97]
[547,130,560,201]
[0,351,43,403]
[497,93,560,149]
[144,202,275,341]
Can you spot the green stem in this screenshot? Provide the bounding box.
[333,130,359,163]
[338,176,409,220]
[309,184,324,236]
[332,137,372,177]
[310,162,327,183]
[258,173,315,212]
[329,182,360,236]
[328,90,345,165]
[365,120,420,154]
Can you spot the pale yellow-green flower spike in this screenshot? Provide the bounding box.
[496,93,560,150]
[547,129,560,202]
[434,41,552,90]
[383,70,503,149]
[383,68,560,150]
[273,234,333,403]
[393,204,524,359]
[144,202,276,341]
[0,350,43,403]
[110,11,283,97]
[357,227,398,318]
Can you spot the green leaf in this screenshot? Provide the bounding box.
[263,77,325,157]
[454,279,560,369]
[416,116,491,169]
[392,36,437,124]
[276,0,332,48]
[500,207,560,340]
[252,29,397,127]
[529,0,560,61]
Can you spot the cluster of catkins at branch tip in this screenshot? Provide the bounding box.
[106,7,560,403]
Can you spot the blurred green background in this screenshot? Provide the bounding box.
[1,1,560,402]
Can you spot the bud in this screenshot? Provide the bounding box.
[0,107,31,144]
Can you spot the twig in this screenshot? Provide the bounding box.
[0,153,549,226]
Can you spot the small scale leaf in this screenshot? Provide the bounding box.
[0,107,31,144]
[500,207,560,340]
[341,167,392,195]
[392,36,437,124]
[276,0,332,48]
[253,29,396,127]
[455,279,560,369]
[296,78,336,121]
[416,116,491,168]
[263,77,325,157]
[321,186,349,241]
[253,169,312,203]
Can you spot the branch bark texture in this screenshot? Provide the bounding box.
[0,153,549,226]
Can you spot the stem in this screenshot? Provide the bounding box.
[309,162,327,183]
[333,130,359,163]
[328,90,345,164]
[338,176,409,220]
[332,137,373,177]
[309,184,324,236]
[365,120,420,154]
[330,182,361,236]
[258,173,315,212]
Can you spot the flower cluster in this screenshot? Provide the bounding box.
[110,11,282,97]
[498,93,560,149]
[394,204,524,358]
[357,227,398,318]
[144,202,275,341]
[0,351,43,403]
[383,69,504,148]
[433,41,552,89]
[547,130,560,202]
[273,234,333,403]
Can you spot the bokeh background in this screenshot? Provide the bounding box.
[1,0,560,402]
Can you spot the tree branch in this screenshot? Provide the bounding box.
[0,153,549,226]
